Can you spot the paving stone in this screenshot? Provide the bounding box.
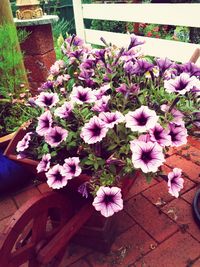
[115,210,136,235]
[134,231,200,267]
[14,187,41,207]
[125,194,178,243]
[188,136,200,150]
[177,144,200,165]
[143,177,195,207]
[86,224,157,267]
[161,198,200,242]
[0,198,17,220]
[59,243,92,267]
[126,172,158,200]
[67,259,91,267]
[181,185,200,205]
[165,155,200,182]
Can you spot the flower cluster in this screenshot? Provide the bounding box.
[16,34,200,217]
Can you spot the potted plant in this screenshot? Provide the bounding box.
[6,34,200,218]
[0,23,38,148]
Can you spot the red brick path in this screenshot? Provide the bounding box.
[0,136,200,267]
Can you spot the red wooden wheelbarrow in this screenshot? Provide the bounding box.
[0,128,136,266]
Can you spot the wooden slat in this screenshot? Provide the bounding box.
[85,29,200,65]
[83,3,200,27]
[72,0,85,39]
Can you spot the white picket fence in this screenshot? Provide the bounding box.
[72,1,200,65]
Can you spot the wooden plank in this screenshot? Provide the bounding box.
[83,3,200,27]
[72,0,85,40]
[85,29,200,65]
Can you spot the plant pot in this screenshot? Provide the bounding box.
[5,125,137,252]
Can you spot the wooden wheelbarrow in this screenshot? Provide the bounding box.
[0,174,135,267]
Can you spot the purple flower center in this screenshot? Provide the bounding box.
[78,92,87,101]
[69,164,76,174]
[103,194,114,205]
[54,171,63,181]
[176,80,188,91]
[141,150,152,163]
[90,124,101,136]
[43,118,50,128]
[136,113,148,126]
[52,132,62,143]
[153,128,162,140]
[169,131,177,142]
[44,96,53,106]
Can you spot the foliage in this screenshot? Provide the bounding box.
[91,19,127,33]
[16,34,200,217]
[0,23,37,137]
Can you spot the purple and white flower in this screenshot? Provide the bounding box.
[92,95,110,112]
[35,92,59,108]
[16,132,32,152]
[156,58,173,74]
[168,168,184,198]
[46,164,70,189]
[168,123,188,147]
[80,116,109,144]
[149,124,171,147]
[128,33,145,50]
[92,186,123,217]
[164,73,200,95]
[116,84,127,94]
[70,86,96,104]
[63,157,82,177]
[99,111,124,128]
[161,104,184,126]
[36,110,53,136]
[125,106,158,133]
[45,126,68,147]
[93,84,110,100]
[37,154,51,173]
[130,140,165,173]
[54,102,73,119]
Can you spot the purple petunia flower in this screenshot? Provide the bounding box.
[78,182,89,198]
[99,111,124,128]
[181,62,200,77]
[125,106,158,133]
[168,168,184,198]
[80,116,109,144]
[37,154,51,173]
[54,102,73,119]
[128,34,145,50]
[45,126,68,147]
[92,95,110,112]
[164,73,200,95]
[63,157,82,177]
[38,81,54,92]
[116,84,127,94]
[130,59,154,75]
[35,92,59,108]
[46,164,70,189]
[168,123,188,147]
[161,104,184,126]
[130,140,165,173]
[70,86,96,104]
[16,132,32,152]
[36,110,53,136]
[149,124,171,147]
[138,134,151,143]
[93,84,110,100]
[92,186,123,217]
[66,35,84,47]
[156,58,173,75]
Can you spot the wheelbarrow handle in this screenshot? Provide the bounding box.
[37,202,94,265]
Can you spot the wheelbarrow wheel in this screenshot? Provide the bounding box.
[192,189,200,228]
[0,191,74,267]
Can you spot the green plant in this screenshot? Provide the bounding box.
[91,19,127,33]
[0,23,37,137]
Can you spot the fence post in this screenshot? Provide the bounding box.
[72,0,85,41]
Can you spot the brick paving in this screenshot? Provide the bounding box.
[0,136,200,267]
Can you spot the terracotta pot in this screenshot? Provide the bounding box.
[5,126,137,251]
